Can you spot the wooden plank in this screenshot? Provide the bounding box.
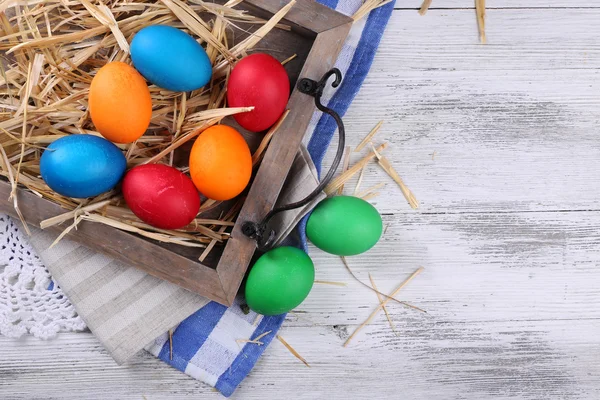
[323,10,600,214]
[217,21,353,304]
[1,316,599,399]
[244,0,353,34]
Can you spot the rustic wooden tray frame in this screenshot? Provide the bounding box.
[0,0,352,306]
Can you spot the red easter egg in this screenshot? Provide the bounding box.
[122,164,200,229]
[227,53,290,132]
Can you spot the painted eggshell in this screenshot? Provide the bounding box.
[122,164,201,230]
[89,61,152,144]
[227,53,290,132]
[40,134,126,198]
[306,196,383,256]
[189,125,252,201]
[245,246,315,316]
[131,25,212,92]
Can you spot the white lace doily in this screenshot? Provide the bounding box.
[0,214,86,339]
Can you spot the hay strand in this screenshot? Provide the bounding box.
[337,146,352,195]
[353,0,393,22]
[324,143,388,196]
[371,144,419,209]
[475,0,486,44]
[252,109,289,167]
[368,273,398,336]
[236,330,271,346]
[314,280,347,287]
[355,182,386,199]
[418,0,433,16]
[277,335,309,367]
[354,121,383,152]
[344,267,424,347]
[340,256,426,313]
[281,53,297,66]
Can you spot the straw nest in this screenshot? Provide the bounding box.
[0,0,394,262]
[0,0,305,259]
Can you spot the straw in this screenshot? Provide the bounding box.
[419,0,433,16]
[371,144,419,209]
[277,335,309,367]
[368,273,398,336]
[354,121,383,152]
[344,267,424,347]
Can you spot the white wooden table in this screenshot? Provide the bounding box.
[3,2,600,399]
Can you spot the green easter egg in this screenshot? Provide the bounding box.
[245,246,315,316]
[306,196,383,256]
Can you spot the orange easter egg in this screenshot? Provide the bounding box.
[189,125,252,201]
[89,62,152,144]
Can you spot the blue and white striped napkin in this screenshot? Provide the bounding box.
[144,1,396,396]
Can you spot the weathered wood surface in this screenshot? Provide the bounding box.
[324,8,600,214]
[2,6,600,400]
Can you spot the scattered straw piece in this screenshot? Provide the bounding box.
[236,330,272,346]
[475,0,486,44]
[355,182,386,199]
[344,267,424,347]
[325,143,388,196]
[253,314,262,326]
[340,256,426,313]
[361,192,380,201]
[0,144,29,235]
[236,338,264,346]
[353,166,366,195]
[418,0,433,16]
[277,335,309,367]
[255,330,272,342]
[369,273,398,336]
[49,215,83,248]
[353,0,393,21]
[354,121,383,152]
[281,53,297,66]
[199,223,228,262]
[40,199,112,229]
[371,144,419,209]
[337,146,352,195]
[314,280,347,287]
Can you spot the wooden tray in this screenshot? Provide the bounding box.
[0,0,352,306]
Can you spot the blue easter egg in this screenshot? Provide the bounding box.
[40,134,126,198]
[130,25,212,92]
